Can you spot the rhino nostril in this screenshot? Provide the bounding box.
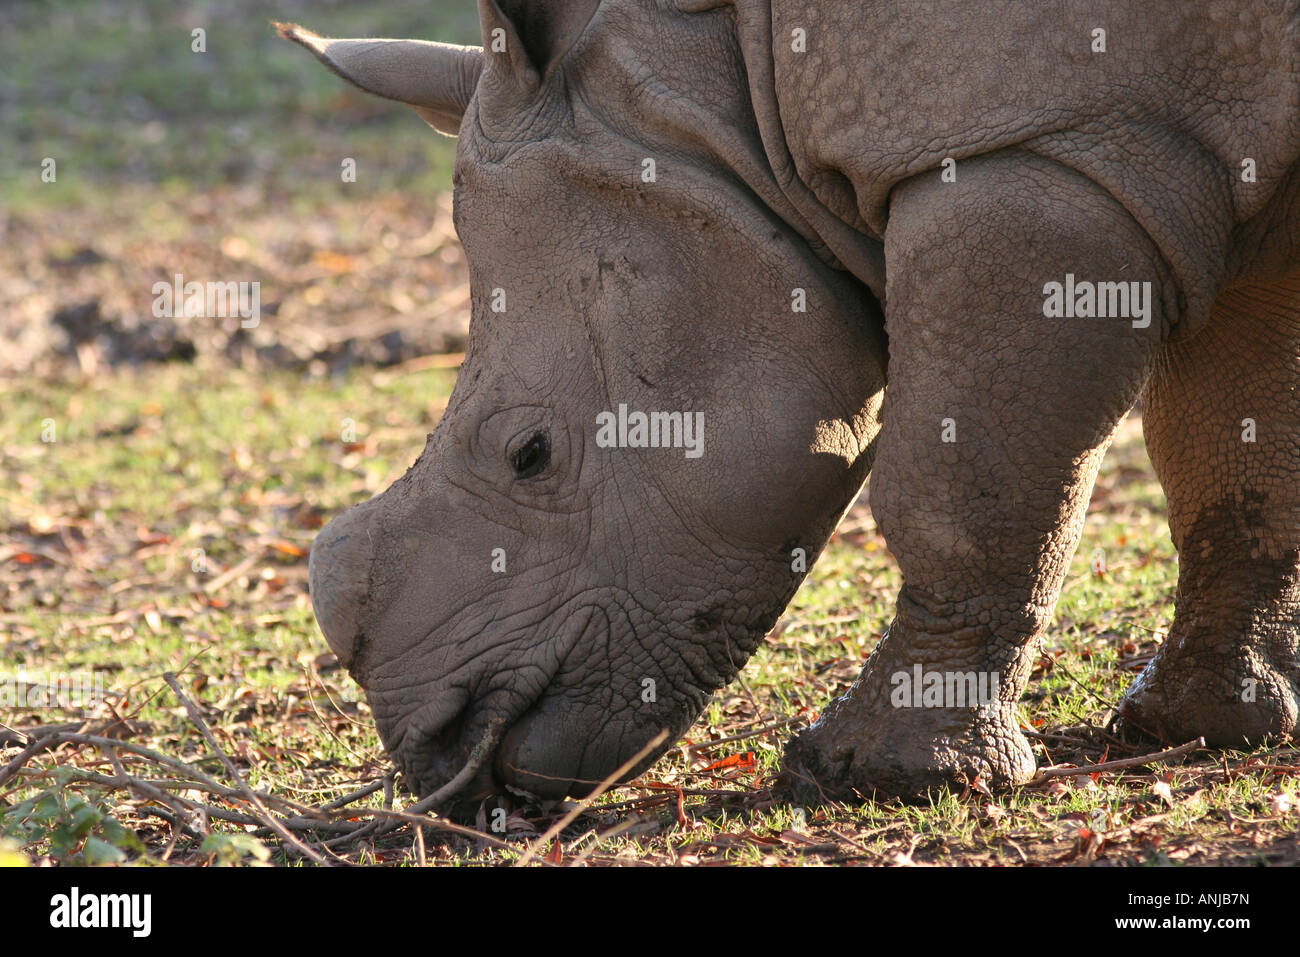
[308,506,376,670]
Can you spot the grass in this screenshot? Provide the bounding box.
[0,0,477,211]
[3,363,1297,867]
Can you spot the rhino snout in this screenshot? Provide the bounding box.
[308,503,377,671]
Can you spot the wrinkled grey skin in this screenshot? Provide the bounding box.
[288,0,1300,804]
[286,1,887,803]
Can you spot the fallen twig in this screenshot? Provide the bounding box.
[569,818,640,866]
[320,780,385,811]
[164,672,326,864]
[0,732,60,790]
[104,747,197,831]
[516,729,670,867]
[15,765,267,831]
[351,805,522,855]
[1037,656,1118,709]
[686,717,800,753]
[202,550,265,595]
[325,721,503,848]
[1029,737,1205,784]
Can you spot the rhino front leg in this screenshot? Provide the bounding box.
[785,152,1169,800]
[1119,277,1300,746]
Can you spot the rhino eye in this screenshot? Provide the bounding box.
[510,432,551,479]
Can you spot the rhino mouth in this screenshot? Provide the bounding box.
[405,605,708,807]
[401,696,585,807]
[395,602,613,805]
[398,702,510,808]
[494,709,677,801]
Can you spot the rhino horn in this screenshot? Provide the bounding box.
[273,22,483,136]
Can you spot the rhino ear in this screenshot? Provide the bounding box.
[274,22,483,136]
[478,0,600,90]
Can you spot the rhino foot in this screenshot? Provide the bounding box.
[1117,636,1300,749]
[782,683,1036,803]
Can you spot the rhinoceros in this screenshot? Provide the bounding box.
[283,0,1300,805]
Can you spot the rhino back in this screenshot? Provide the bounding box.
[769,0,1300,321]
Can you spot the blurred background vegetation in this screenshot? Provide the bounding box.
[1,0,481,374]
[1,0,478,205]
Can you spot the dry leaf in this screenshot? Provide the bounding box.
[545,840,563,865]
[700,751,756,773]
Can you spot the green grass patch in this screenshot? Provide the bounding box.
[0,0,479,209]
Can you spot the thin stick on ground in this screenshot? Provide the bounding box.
[1039,656,1118,710]
[516,729,670,867]
[1,738,318,820]
[163,672,326,864]
[103,746,203,840]
[0,731,265,806]
[390,722,502,821]
[26,756,287,836]
[1029,736,1206,784]
[685,717,801,753]
[569,818,640,866]
[326,720,503,848]
[0,732,60,790]
[202,550,264,595]
[352,806,526,855]
[320,780,385,811]
[14,765,270,831]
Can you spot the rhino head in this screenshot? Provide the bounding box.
[285,0,886,804]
